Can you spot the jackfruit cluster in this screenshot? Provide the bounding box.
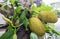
[29,11,58,36]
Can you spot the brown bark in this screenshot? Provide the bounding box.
[17,26,30,39]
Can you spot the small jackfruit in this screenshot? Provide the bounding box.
[29,17,45,36]
[38,11,58,23]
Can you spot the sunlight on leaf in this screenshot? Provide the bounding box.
[10,0,15,4]
[38,2,53,11]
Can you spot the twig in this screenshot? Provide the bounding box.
[17,23,24,31]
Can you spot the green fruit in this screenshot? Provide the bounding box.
[38,11,58,23]
[30,32,38,39]
[29,17,45,36]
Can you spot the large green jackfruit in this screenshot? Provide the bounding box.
[38,11,58,23]
[29,17,45,36]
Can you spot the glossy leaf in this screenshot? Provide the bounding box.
[44,24,51,33]
[3,5,9,11]
[38,2,53,11]
[52,29,60,36]
[20,8,27,20]
[0,30,14,39]
[15,6,22,14]
[31,2,53,12]
[23,17,29,30]
[20,9,29,30]
[7,26,13,31]
[10,0,15,4]
[45,24,60,36]
[31,4,39,12]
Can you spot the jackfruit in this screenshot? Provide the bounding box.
[29,17,45,36]
[38,11,58,23]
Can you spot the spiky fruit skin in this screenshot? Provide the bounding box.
[29,17,45,36]
[38,11,58,23]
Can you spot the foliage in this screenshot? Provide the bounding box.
[0,30,14,39]
[0,0,60,39]
[45,24,60,36]
[31,2,53,13]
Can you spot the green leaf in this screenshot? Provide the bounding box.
[30,32,38,39]
[47,23,55,29]
[7,26,13,31]
[45,24,60,36]
[52,29,60,36]
[20,12,26,20]
[37,2,53,12]
[20,9,29,30]
[49,26,60,36]
[20,8,27,20]
[1,5,8,11]
[15,6,22,14]
[9,35,13,39]
[15,18,20,26]
[4,5,8,11]
[38,2,53,11]
[10,0,15,4]
[30,12,38,17]
[23,17,29,30]
[31,2,53,14]
[31,4,39,12]
[44,24,51,33]
[0,30,14,39]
